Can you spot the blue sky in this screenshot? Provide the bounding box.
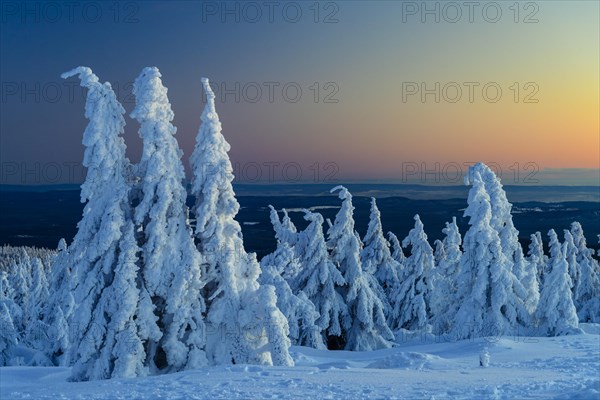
[1,1,598,185]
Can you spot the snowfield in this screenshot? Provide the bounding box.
[2,325,598,400]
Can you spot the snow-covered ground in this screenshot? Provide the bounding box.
[2,325,598,400]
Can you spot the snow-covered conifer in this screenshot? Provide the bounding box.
[70,222,157,380]
[569,222,600,322]
[0,302,17,366]
[259,244,324,349]
[42,239,74,366]
[294,210,349,347]
[535,230,581,336]
[451,169,528,339]
[280,208,298,247]
[388,232,406,279]
[131,67,207,371]
[24,257,50,357]
[26,258,49,323]
[433,240,446,267]
[264,206,302,282]
[563,230,580,299]
[361,198,400,313]
[8,250,31,334]
[190,77,291,366]
[62,66,160,380]
[527,232,547,286]
[0,272,20,366]
[473,163,538,319]
[431,217,462,334]
[389,215,435,331]
[328,187,393,350]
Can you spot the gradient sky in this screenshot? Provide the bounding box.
[1,1,598,185]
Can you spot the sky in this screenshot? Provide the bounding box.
[1,0,598,185]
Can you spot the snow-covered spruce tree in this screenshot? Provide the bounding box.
[73,222,156,380]
[294,210,349,348]
[473,163,538,319]
[361,198,400,315]
[0,272,20,328]
[431,217,463,335]
[389,214,435,332]
[23,257,51,364]
[451,169,529,340]
[261,206,323,348]
[0,272,19,366]
[62,67,160,381]
[0,302,18,366]
[131,67,207,371]
[267,206,288,244]
[263,206,302,282]
[535,230,581,336]
[388,232,406,278]
[527,232,547,287]
[259,242,324,349]
[569,222,600,322]
[327,187,393,351]
[190,77,292,366]
[25,258,49,325]
[41,238,74,366]
[280,208,299,247]
[433,240,446,267]
[562,230,581,301]
[8,249,31,335]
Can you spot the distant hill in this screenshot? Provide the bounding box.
[1,186,598,259]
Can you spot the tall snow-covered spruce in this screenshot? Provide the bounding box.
[389,214,435,331]
[431,217,463,334]
[190,77,292,366]
[451,166,528,340]
[527,232,547,287]
[131,67,207,372]
[261,207,323,348]
[361,198,400,315]
[387,232,406,276]
[263,206,302,282]
[62,67,156,381]
[476,163,538,319]
[43,238,74,366]
[569,222,600,322]
[259,240,324,349]
[0,272,18,366]
[535,230,581,336]
[294,210,349,348]
[327,187,393,351]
